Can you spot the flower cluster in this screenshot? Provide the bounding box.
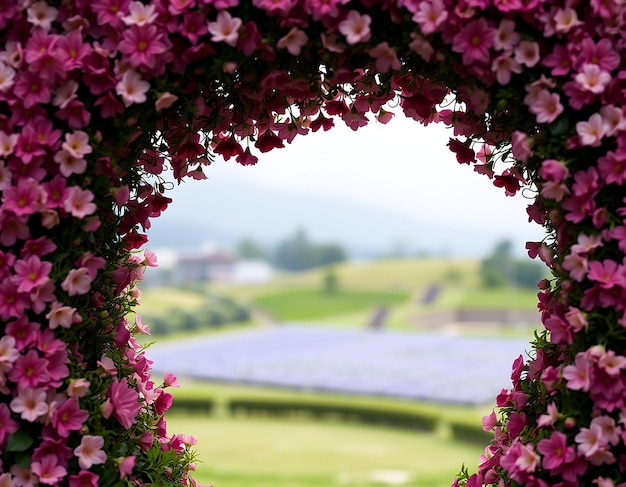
[1,0,626,485]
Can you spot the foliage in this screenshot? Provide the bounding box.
[235,238,267,260]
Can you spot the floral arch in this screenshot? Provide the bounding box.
[1,0,626,486]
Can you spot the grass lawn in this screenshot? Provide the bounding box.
[167,414,483,487]
[253,289,409,321]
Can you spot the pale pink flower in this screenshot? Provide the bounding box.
[0,131,18,157]
[575,425,605,458]
[577,113,607,147]
[277,27,308,56]
[368,42,401,72]
[54,149,87,177]
[64,187,97,219]
[115,70,149,107]
[515,443,540,472]
[46,301,77,329]
[598,351,626,376]
[163,371,180,388]
[528,90,564,124]
[554,7,583,33]
[514,41,540,67]
[511,131,532,163]
[591,416,621,445]
[562,353,593,391]
[98,354,117,376]
[155,92,178,112]
[10,387,48,422]
[52,80,79,109]
[492,53,522,85]
[61,267,92,296]
[537,402,559,428]
[0,63,16,92]
[408,34,434,61]
[575,63,611,94]
[494,19,520,51]
[412,0,447,35]
[565,307,588,332]
[208,11,242,47]
[0,162,11,192]
[74,435,107,469]
[122,1,157,26]
[62,131,92,158]
[600,105,626,137]
[339,11,372,45]
[482,410,497,431]
[68,378,91,397]
[0,335,19,372]
[26,1,58,31]
[31,454,67,485]
[562,252,588,281]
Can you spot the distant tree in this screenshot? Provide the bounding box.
[322,267,339,295]
[480,240,545,289]
[273,229,347,271]
[236,238,266,259]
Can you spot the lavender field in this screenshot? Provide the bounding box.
[148,325,530,405]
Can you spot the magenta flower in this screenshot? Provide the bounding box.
[0,403,18,445]
[52,397,89,438]
[452,18,494,66]
[118,25,170,69]
[69,470,100,487]
[537,431,576,470]
[8,349,49,389]
[12,255,52,294]
[109,377,140,429]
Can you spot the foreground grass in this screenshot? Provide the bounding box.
[167,414,483,487]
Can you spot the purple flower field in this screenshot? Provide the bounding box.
[148,325,530,405]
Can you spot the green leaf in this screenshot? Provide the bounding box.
[548,116,570,136]
[6,430,34,452]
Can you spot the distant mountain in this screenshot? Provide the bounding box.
[145,176,535,258]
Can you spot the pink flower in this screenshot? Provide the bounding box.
[577,113,607,147]
[575,63,611,94]
[10,387,48,422]
[412,0,447,35]
[514,40,540,67]
[119,25,169,69]
[46,301,78,329]
[208,11,242,47]
[64,187,97,219]
[122,1,158,26]
[587,259,624,289]
[26,1,58,30]
[12,255,52,293]
[69,471,100,487]
[62,131,92,158]
[155,92,178,112]
[2,179,44,217]
[528,90,564,124]
[368,42,401,72]
[61,267,93,296]
[115,70,149,107]
[339,11,371,45]
[74,435,107,469]
[8,349,49,389]
[277,27,308,56]
[554,7,583,33]
[452,18,494,66]
[109,377,140,429]
[0,335,19,373]
[31,454,67,485]
[562,353,593,391]
[116,455,135,479]
[537,402,559,428]
[493,19,520,51]
[537,431,576,469]
[492,53,522,85]
[163,371,180,388]
[53,397,89,438]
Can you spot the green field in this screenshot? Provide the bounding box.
[253,289,409,321]
[167,414,483,487]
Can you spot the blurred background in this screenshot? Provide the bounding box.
[140,115,548,487]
